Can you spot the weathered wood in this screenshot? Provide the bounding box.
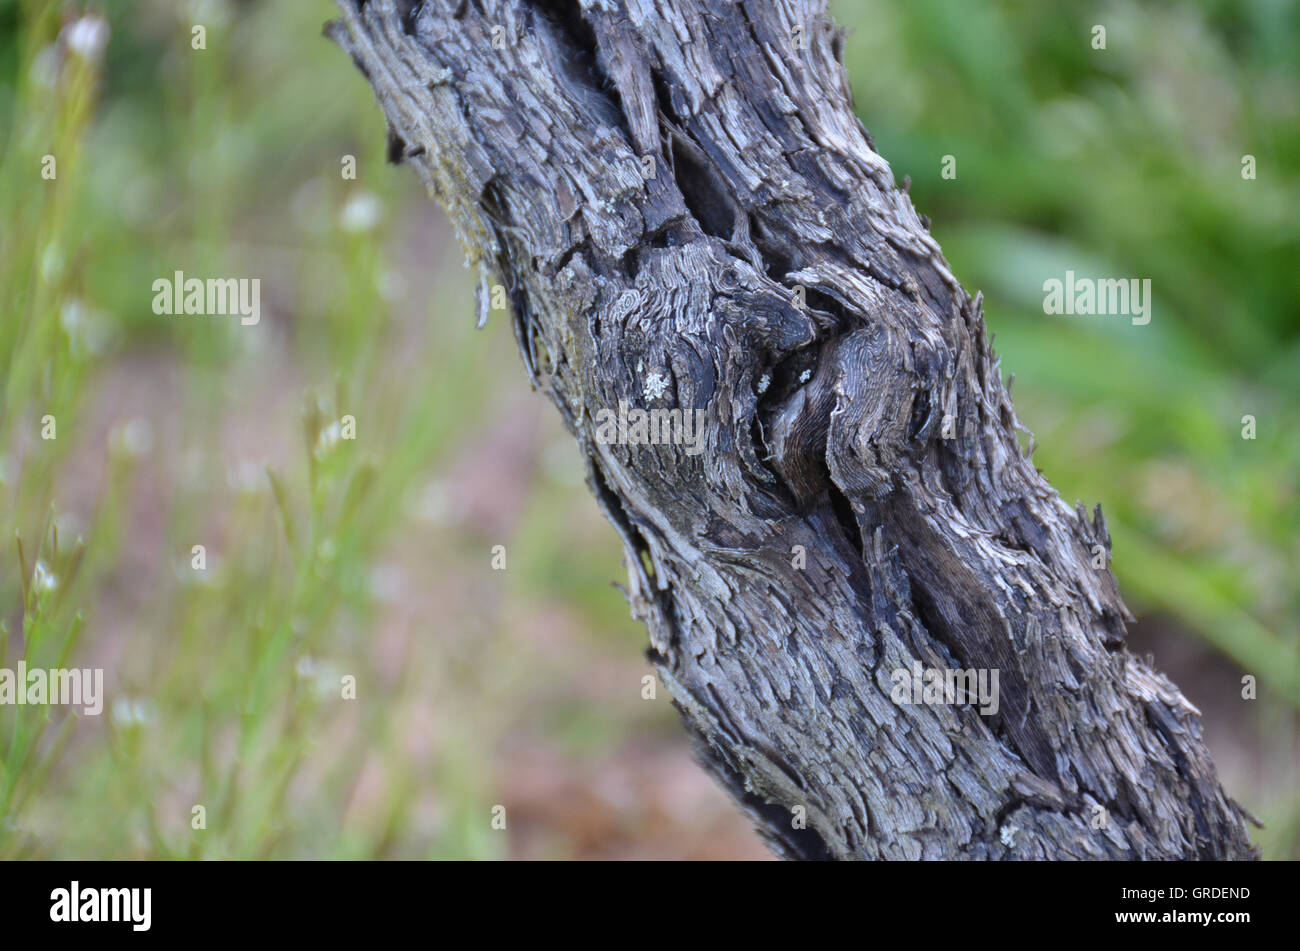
[329,0,1258,859]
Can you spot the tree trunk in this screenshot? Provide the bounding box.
[328,0,1257,860]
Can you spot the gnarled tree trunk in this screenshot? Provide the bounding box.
[328,0,1257,859]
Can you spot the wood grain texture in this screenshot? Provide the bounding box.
[329,0,1258,859]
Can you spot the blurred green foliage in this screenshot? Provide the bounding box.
[2,0,512,859]
[0,0,1296,858]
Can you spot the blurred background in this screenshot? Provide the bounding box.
[0,0,1295,859]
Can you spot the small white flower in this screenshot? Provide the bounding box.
[112,697,155,727]
[63,15,110,60]
[112,418,154,457]
[60,299,113,358]
[296,656,317,679]
[314,421,342,458]
[60,299,87,334]
[33,560,58,593]
[340,192,382,233]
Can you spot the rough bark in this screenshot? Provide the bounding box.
[328,0,1258,859]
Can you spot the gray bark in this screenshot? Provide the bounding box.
[328,0,1258,859]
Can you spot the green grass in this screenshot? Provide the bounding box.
[0,0,517,859]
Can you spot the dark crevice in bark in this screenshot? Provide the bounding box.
[532,0,617,116]
[396,0,420,34]
[384,125,408,164]
[552,235,592,280]
[827,483,864,558]
[665,131,737,242]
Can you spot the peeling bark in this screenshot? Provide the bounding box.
[328,0,1258,859]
